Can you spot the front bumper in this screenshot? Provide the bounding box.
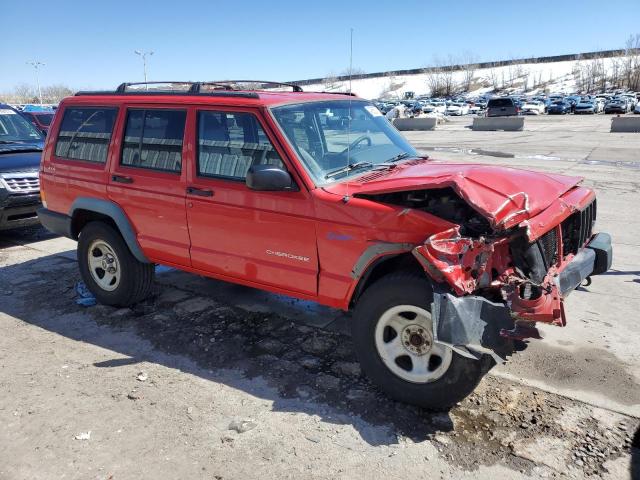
[430,232,613,362]
[0,192,41,230]
[557,232,612,295]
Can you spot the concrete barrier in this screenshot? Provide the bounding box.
[393,117,437,131]
[611,116,640,132]
[472,117,525,131]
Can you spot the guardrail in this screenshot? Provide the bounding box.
[392,118,438,131]
[472,117,524,131]
[610,116,640,133]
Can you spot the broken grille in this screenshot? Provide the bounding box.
[561,199,597,257]
[1,173,40,194]
[538,227,559,268]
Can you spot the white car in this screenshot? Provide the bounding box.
[620,93,638,108]
[521,100,546,115]
[445,102,469,116]
[423,101,446,114]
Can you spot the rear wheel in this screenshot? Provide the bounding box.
[352,272,486,410]
[78,222,154,307]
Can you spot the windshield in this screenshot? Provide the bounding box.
[271,100,419,184]
[0,108,43,143]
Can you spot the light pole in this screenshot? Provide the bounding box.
[134,50,154,84]
[26,61,45,104]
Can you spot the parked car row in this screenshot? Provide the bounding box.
[375,90,640,117]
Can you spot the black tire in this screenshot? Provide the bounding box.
[78,221,154,307]
[352,272,486,410]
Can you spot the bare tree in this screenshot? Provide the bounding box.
[507,57,523,88]
[424,55,458,97]
[487,63,500,91]
[42,84,74,103]
[461,51,478,92]
[622,34,640,91]
[339,67,366,77]
[323,72,340,91]
[13,83,36,103]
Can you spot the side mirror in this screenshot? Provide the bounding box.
[246,164,296,191]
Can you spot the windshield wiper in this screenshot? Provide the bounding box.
[325,161,374,179]
[387,152,413,163]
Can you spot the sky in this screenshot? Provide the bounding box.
[3,0,640,92]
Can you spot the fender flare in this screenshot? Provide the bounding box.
[70,197,150,263]
[348,242,416,306]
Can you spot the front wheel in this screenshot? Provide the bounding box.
[352,272,487,410]
[78,221,155,307]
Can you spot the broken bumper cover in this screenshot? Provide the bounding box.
[432,292,516,362]
[430,232,612,362]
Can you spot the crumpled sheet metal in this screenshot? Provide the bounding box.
[413,227,496,295]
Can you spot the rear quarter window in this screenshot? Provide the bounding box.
[54,107,118,163]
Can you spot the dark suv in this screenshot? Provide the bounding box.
[486,97,519,117]
[0,104,44,230]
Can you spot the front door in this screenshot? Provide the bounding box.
[108,106,191,266]
[186,108,318,296]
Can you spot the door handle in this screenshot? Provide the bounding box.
[112,174,134,184]
[187,186,214,197]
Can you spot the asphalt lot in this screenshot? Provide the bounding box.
[1,114,639,479]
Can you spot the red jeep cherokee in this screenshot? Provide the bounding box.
[37,81,612,409]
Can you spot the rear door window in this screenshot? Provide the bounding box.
[54,107,118,163]
[121,109,186,173]
[196,111,284,180]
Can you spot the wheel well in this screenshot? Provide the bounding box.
[71,209,118,239]
[349,252,425,308]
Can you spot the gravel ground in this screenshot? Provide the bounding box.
[0,231,638,479]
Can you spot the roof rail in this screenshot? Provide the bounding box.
[112,80,303,93]
[75,81,260,99]
[74,81,362,99]
[202,80,304,92]
[318,91,357,96]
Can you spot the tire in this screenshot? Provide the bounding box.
[352,271,486,410]
[78,221,154,307]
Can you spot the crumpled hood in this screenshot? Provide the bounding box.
[322,160,583,229]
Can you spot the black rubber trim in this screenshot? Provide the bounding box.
[37,208,72,238]
[586,232,613,275]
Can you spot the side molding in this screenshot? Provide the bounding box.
[70,197,150,263]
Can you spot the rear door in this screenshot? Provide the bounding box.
[185,107,318,296]
[107,106,191,266]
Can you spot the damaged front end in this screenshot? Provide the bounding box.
[363,187,613,363]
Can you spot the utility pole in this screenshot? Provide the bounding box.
[134,50,154,84]
[26,61,45,104]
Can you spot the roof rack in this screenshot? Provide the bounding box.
[113,80,303,93]
[201,80,304,92]
[74,81,361,99]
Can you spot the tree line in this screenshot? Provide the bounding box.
[0,83,74,105]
